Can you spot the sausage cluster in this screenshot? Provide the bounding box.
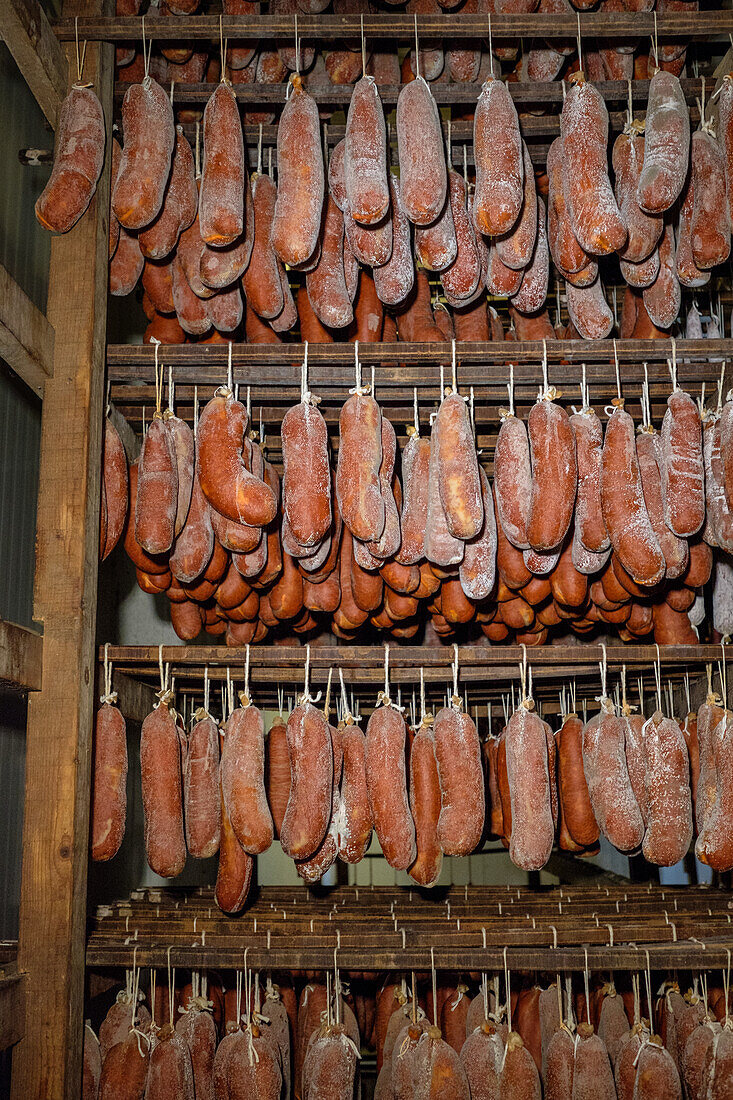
[88,961,733,1099]
[38,19,731,342]
[111,355,729,646]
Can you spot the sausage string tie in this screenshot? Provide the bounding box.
[239,644,251,709]
[129,947,150,1057]
[298,643,322,706]
[155,645,174,708]
[349,341,370,396]
[487,12,495,78]
[100,642,117,705]
[376,644,405,711]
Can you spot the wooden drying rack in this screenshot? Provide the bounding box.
[98,643,721,714]
[2,0,730,1092]
[87,883,733,972]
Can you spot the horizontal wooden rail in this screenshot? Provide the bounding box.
[56,11,733,41]
[106,339,728,378]
[0,263,54,399]
[86,885,733,972]
[97,644,722,681]
[0,620,43,692]
[0,966,25,1051]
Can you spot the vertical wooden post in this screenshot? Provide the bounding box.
[10,2,112,1096]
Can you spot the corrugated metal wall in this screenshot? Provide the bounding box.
[0,44,52,938]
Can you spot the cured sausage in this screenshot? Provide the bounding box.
[511,197,549,316]
[415,191,457,272]
[571,406,609,553]
[695,710,733,871]
[366,416,401,559]
[643,221,681,330]
[641,710,693,865]
[474,77,524,237]
[91,698,128,861]
[373,173,415,307]
[676,172,711,288]
[612,128,664,263]
[110,226,144,296]
[242,173,283,320]
[280,698,333,860]
[336,384,384,542]
[306,195,353,329]
[556,711,599,847]
[365,700,416,869]
[690,128,731,270]
[282,393,331,546]
[338,715,372,863]
[496,142,537,271]
[140,700,187,877]
[184,710,220,858]
[495,409,532,550]
[113,76,175,230]
[199,82,245,247]
[197,389,276,527]
[36,85,105,234]
[601,406,665,585]
[435,391,484,539]
[397,429,431,565]
[425,422,465,568]
[408,721,443,886]
[560,78,627,256]
[505,702,555,870]
[272,75,324,266]
[637,70,690,214]
[345,74,389,225]
[566,275,614,340]
[442,171,482,301]
[135,415,178,554]
[215,777,253,912]
[636,430,689,579]
[139,126,198,260]
[460,467,497,601]
[396,75,447,225]
[221,700,274,854]
[582,700,645,852]
[547,135,592,276]
[101,416,129,561]
[660,387,705,537]
[434,702,485,855]
[526,393,577,552]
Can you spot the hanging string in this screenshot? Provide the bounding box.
[101,642,117,705]
[487,12,495,78]
[414,13,421,80]
[507,363,515,417]
[150,338,163,417]
[451,339,458,394]
[668,337,679,393]
[576,11,583,75]
[257,123,263,176]
[503,946,512,1032]
[240,644,251,708]
[360,13,367,77]
[654,643,663,714]
[219,13,228,79]
[583,948,591,1026]
[74,17,88,85]
[167,945,176,1026]
[431,946,438,1027]
[413,387,420,436]
[614,339,622,403]
[452,644,461,708]
[142,15,152,82]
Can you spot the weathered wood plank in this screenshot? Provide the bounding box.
[0,0,67,127]
[10,4,112,1096]
[0,620,42,691]
[0,262,54,398]
[0,967,25,1051]
[54,10,733,41]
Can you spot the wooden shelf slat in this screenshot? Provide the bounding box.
[0,0,67,128]
[55,12,733,42]
[85,885,733,972]
[0,262,54,399]
[0,966,25,1052]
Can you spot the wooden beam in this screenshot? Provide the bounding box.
[0,967,25,1051]
[0,262,54,398]
[108,668,156,724]
[0,0,67,128]
[0,620,42,691]
[10,3,112,1096]
[54,10,733,41]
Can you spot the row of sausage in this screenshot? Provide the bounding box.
[91,645,733,908]
[36,50,732,339]
[85,952,732,1098]
[102,356,727,644]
